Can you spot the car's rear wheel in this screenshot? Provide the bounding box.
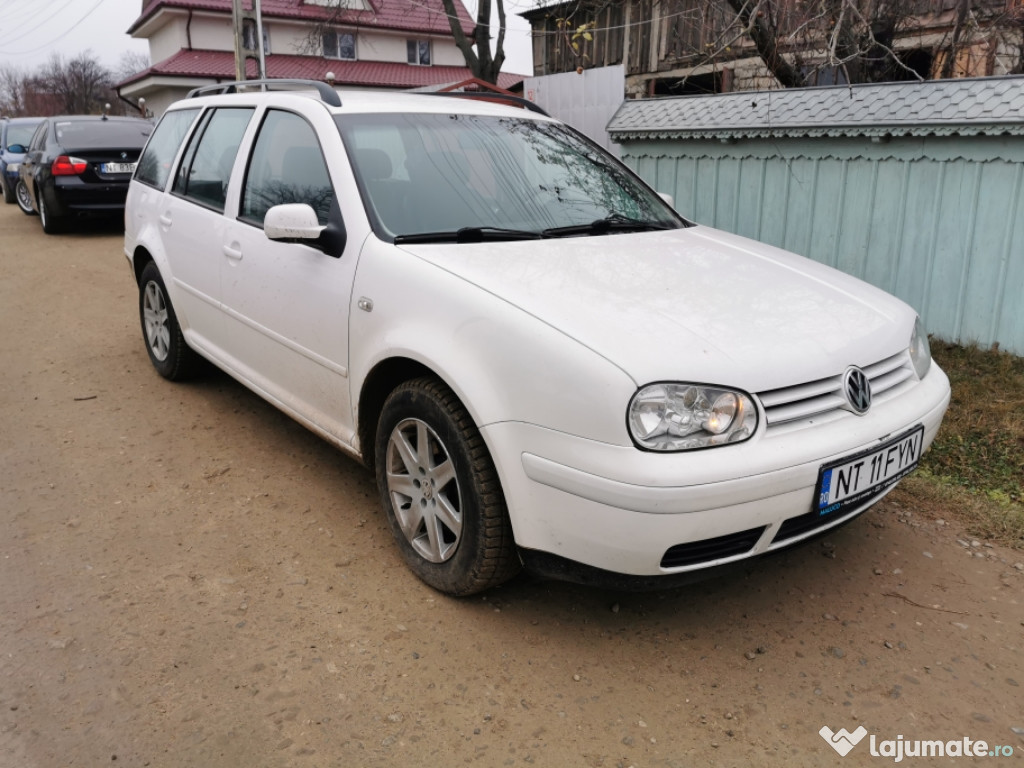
[15,181,35,215]
[375,378,519,596]
[1,176,14,204]
[38,192,65,234]
[139,261,201,380]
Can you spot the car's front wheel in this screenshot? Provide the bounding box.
[15,181,35,215]
[138,261,201,380]
[375,378,520,596]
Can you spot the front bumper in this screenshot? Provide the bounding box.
[483,363,950,579]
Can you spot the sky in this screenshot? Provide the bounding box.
[0,0,535,76]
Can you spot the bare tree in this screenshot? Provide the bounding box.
[299,0,508,84]
[0,65,31,116]
[439,0,507,84]
[112,51,152,84]
[38,51,114,114]
[537,0,1024,89]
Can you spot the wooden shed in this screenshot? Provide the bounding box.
[608,76,1024,355]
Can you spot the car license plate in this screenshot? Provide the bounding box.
[101,162,136,174]
[814,425,924,516]
[7,162,19,172]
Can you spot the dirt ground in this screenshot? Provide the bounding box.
[1,201,1022,768]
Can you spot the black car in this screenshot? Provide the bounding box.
[1,116,43,206]
[19,115,152,233]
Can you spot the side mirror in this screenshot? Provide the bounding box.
[7,143,26,154]
[263,202,347,258]
[264,203,325,241]
[658,192,675,210]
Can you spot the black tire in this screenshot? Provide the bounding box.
[38,192,65,234]
[375,377,520,596]
[138,261,202,380]
[16,180,35,215]
[1,175,14,204]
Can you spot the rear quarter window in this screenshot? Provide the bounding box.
[136,109,201,190]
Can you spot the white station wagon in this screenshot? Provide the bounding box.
[125,80,950,595]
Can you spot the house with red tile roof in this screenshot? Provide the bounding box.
[116,0,525,116]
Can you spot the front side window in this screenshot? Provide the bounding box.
[241,110,334,226]
[136,108,200,190]
[172,108,254,212]
[407,39,431,66]
[323,29,356,60]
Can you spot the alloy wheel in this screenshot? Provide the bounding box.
[385,418,463,563]
[142,281,171,362]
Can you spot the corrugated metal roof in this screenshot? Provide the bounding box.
[130,0,475,37]
[607,76,1024,140]
[119,49,523,90]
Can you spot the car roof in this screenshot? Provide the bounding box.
[176,85,552,122]
[46,115,151,123]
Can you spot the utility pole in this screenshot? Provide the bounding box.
[232,0,266,81]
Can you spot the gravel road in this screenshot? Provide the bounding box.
[1,202,1022,767]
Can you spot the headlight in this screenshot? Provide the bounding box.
[627,383,757,451]
[909,317,931,380]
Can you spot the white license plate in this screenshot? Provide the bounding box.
[815,425,924,516]
[7,162,19,172]
[101,162,136,174]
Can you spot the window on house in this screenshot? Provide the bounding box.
[323,29,356,60]
[242,19,270,54]
[407,39,431,66]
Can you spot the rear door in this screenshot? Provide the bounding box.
[159,107,255,357]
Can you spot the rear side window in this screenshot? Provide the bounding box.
[136,109,200,190]
[240,110,334,226]
[173,108,254,212]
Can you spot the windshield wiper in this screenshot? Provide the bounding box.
[394,226,544,244]
[543,213,674,238]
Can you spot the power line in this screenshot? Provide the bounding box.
[0,0,107,56]
[0,0,79,46]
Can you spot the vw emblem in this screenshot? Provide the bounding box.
[121,152,128,159]
[843,366,872,414]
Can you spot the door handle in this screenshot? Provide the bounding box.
[222,243,243,261]
[158,213,172,227]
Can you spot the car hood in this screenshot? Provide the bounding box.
[397,226,914,392]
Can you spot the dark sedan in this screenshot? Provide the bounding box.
[1,116,43,207]
[19,115,152,234]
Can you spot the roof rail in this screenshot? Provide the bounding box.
[187,79,342,107]
[427,91,550,117]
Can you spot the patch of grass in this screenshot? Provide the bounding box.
[909,340,1024,548]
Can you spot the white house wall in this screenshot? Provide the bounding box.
[144,11,467,67]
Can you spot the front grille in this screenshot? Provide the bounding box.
[660,526,766,568]
[756,351,915,434]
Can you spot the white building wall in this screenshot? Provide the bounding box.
[147,17,189,63]
[524,65,625,155]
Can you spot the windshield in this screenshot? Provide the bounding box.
[335,112,683,241]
